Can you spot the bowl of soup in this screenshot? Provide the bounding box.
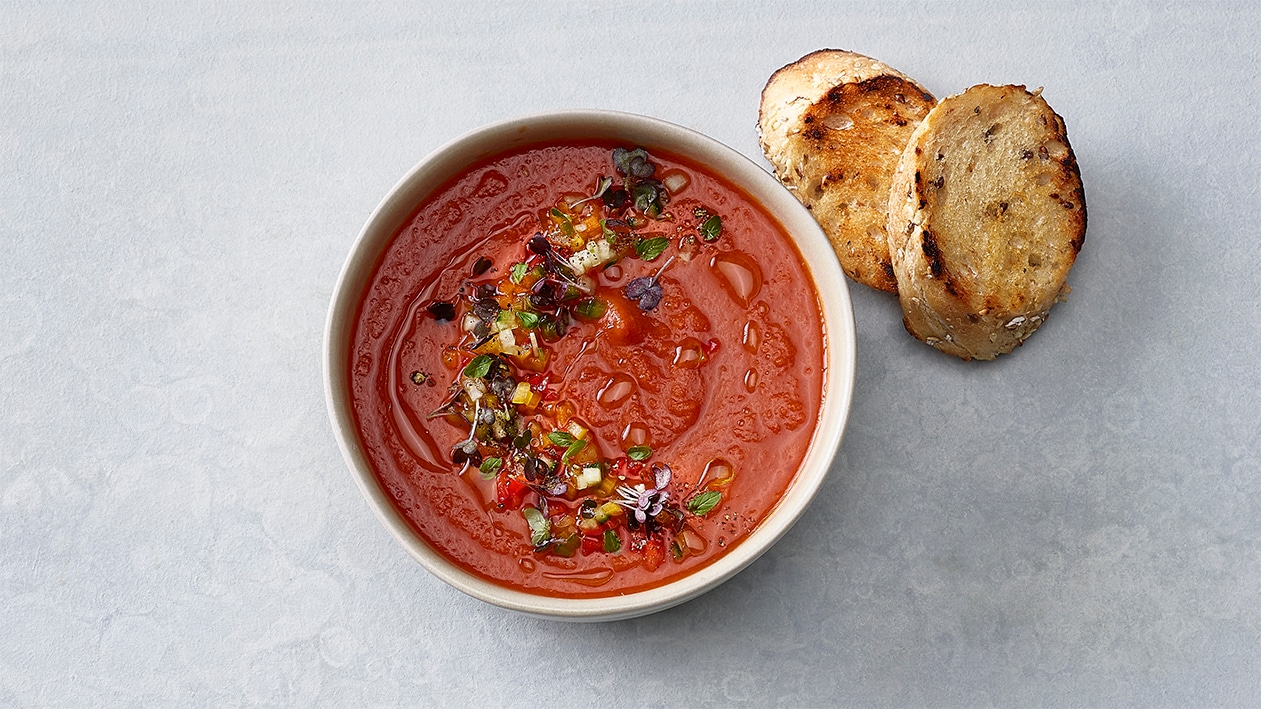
[324,110,856,621]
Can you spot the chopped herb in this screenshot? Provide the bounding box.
[562,439,587,463]
[626,445,652,461]
[463,354,494,379]
[635,236,670,261]
[523,507,551,546]
[410,371,428,385]
[700,214,722,242]
[603,529,622,553]
[427,300,456,322]
[516,310,540,329]
[478,457,503,479]
[509,262,528,283]
[550,207,575,237]
[546,431,576,448]
[472,256,492,276]
[687,490,722,516]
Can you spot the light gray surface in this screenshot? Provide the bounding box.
[3,1,1259,706]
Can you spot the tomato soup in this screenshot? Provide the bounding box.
[348,142,824,597]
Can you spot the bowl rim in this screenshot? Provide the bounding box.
[323,109,856,621]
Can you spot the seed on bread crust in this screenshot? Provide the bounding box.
[758,49,936,292]
[887,84,1086,360]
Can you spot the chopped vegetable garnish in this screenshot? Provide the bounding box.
[423,146,731,569]
[603,529,622,553]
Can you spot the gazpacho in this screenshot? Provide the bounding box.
[349,142,825,597]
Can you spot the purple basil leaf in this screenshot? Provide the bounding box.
[636,282,663,311]
[624,276,652,300]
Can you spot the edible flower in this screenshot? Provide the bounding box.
[614,463,673,525]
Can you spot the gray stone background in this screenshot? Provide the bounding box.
[3,1,1259,706]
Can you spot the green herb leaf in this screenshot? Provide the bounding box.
[551,207,575,237]
[687,491,722,516]
[478,457,503,480]
[410,371,427,385]
[603,529,622,553]
[562,439,587,463]
[700,214,722,242]
[510,262,528,284]
[636,236,670,261]
[463,354,494,379]
[546,431,575,448]
[523,507,551,546]
[516,310,540,329]
[626,445,652,461]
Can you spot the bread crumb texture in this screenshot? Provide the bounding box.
[887,84,1086,360]
[759,49,936,292]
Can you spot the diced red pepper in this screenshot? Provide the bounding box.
[610,456,630,480]
[640,537,665,571]
[496,475,530,509]
[580,535,604,555]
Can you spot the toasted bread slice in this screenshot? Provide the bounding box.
[759,49,936,291]
[886,84,1086,360]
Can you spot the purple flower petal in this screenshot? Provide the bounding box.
[653,463,672,489]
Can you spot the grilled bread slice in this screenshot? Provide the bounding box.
[759,49,936,291]
[886,84,1086,360]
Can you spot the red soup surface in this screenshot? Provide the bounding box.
[349,141,824,597]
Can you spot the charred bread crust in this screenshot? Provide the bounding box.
[886,84,1086,360]
[759,49,936,292]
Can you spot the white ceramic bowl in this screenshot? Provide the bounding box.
[324,110,856,621]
